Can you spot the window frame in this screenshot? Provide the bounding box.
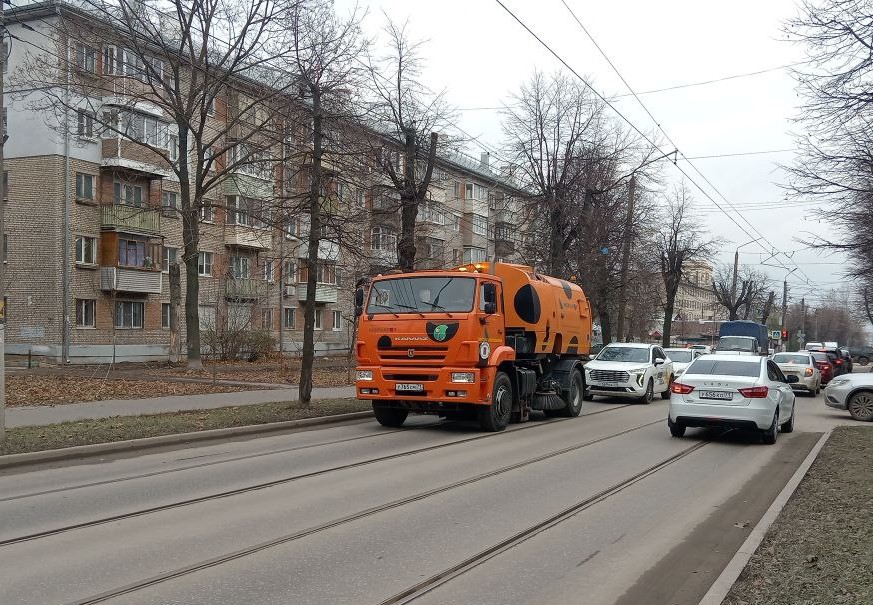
[76,43,97,73]
[75,235,97,265]
[283,306,296,329]
[332,310,342,332]
[314,308,323,331]
[161,302,171,330]
[76,110,95,139]
[197,251,214,276]
[162,247,178,273]
[75,172,95,201]
[75,298,96,329]
[115,300,144,330]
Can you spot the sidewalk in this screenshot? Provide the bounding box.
[6,386,358,428]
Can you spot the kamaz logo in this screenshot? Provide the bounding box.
[394,336,428,341]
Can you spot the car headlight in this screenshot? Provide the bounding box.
[356,370,373,381]
[828,378,850,388]
[451,372,476,383]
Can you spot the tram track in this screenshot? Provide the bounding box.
[1,404,634,547]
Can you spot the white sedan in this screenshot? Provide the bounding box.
[664,348,703,378]
[824,373,873,422]
[668,354,797,444]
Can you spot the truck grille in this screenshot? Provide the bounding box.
[377,346,448,365]
[590,370,630,383]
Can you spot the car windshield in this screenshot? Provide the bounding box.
[595,346,650,363]
[367,277,475,314]
[666,350,693,362]
[717,336,756,351]
[686,358,761,377]
[773,354,810,365]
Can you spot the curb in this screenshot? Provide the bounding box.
[0,410,374,471]
[697,429,832,605]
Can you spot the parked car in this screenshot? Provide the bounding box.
[772,352,821,395]
[810,351,835,385]
[585,343,674,404]
[668,354,796,444]
[850,346,873,366]
[664,348,702,378]
[824,373,873,422]
[839,348,854,373]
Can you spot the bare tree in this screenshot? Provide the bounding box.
[654,185,718,347]
[365,18,454,271]
[12,0,300,369]
[284,0,368,403]
[712,265,768,321]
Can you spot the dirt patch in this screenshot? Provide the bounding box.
[0,398,370,456]
[6,375,261,407]
[164,363,354,387]
[724,426,873,605]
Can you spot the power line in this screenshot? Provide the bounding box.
[681,148,795,160]
[556,0,814,286]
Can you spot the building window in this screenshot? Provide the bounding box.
[420,201,445,225]
[317,262,337,285]
[284,216,302,239]
[452,213,461,231]
[263,259,274,282]
[227,195,266,228]
[163,247,178,272]
[314,308,323,330]
[77,110,95,138]
[452,249,461,264]
[114,181,144,206]
[75,173,95,200]
[199,204,214,223]
[76,44,97,73]
[283,306,296,329]
[370,226,397,251]
[162,191,178,210]
[103,45,118,75]
[169,133,180,161]
[75,299,96,328]
[261,308,273,330]
[472,214,488,236]
[332,310,342,331]
[465,183,488,201]
[463,246,486,264]
[282,259,297,284]
[198,305,215,330]
[230,254,250,279]
[198,251,213,276]
[453,181,460,198]
[161,303,171,329]
[75,235,97,265]
[115,301,144,329]
[118,238,153,268]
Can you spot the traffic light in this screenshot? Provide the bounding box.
[782,329,789,340]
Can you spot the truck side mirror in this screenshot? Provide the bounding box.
[483,282,497,314]
[354,287,365,317]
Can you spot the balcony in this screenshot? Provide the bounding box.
[100,267,163,294]
[296,239,340,261]
[101,204,162,236]
[225,225,272,250]
[297,283,339,304]
[225,278,270,300]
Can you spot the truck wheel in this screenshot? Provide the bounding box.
[640,379,654,404]
[661,375,674,400]
[372,403,408,428]
[556,370,584,417]
[478,372,512,432]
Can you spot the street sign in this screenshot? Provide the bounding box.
[771,330,781,339]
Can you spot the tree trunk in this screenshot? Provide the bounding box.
[548,193,563,276]
[182,208,203,370]
[599,305,613,346]
[398,128,418,271]
[169,264,181,364]
[299,89,323,405]
[662,299,675,348]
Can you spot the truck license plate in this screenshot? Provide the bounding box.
[700,390,733,401]
[396,383,424,392]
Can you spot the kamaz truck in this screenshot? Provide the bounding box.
[354,262,593,431]
[715,320,770,355]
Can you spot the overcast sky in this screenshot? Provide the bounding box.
[337,0,846,307]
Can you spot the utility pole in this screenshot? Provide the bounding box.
[800,297,806,344]
[615,175,635,341]
[0,8,7,442]
[780,279,788,352]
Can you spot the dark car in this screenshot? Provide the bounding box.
[816,349,848,377]
[840,348,854,373]
[851,346,873,367]
[811,351,835,384]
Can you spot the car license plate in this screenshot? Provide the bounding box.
[396,383,424,392]
[699,390,733,401]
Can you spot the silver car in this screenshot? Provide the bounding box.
[664,348,702,378]
[772,352,821,395]
[668,354,797,444]
[824,373,873,422]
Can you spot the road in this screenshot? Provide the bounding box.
[0,388,858,605]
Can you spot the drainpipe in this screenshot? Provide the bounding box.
[61,19,71,363]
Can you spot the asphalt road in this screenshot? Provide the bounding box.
[0,387,859,605]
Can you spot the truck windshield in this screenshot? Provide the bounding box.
[717,336,757,351]
[367,277,476,314]
[595,347,650,363]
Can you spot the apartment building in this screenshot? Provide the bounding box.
[670,261,727,343]
[2,2,530,363]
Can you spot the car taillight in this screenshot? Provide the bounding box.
[738,386,769,398]
[835,359,843,365]
[671,382,694,394]
[805,368,814,377]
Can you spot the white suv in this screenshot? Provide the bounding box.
[585,343,674,404]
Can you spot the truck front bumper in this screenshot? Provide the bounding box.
[356,366,492,406]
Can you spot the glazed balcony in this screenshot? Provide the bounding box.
[100,204,161,236]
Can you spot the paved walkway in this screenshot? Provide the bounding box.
[6,386,357,428]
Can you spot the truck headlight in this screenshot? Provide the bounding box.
[451,372,476,383]
[356,370,373,381]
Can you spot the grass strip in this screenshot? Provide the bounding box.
[0,398,370,457]
[724,426,873,605]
